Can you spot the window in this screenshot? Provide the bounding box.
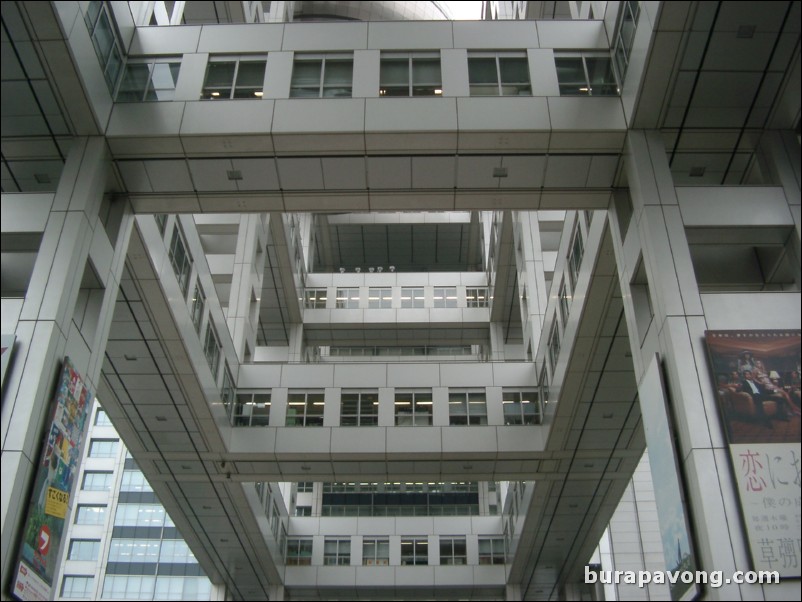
[82,471,113,491]
[448,391,488,425]
[286,391,324,426]
[341,390,379,426]
[168,226,192,297]
[203,323,220,378]
[68,539,101,561]
[295,505,312,516]
[468,53,531,96]
[154,213,168,235]
[201,57,266,99]
[84,1,122,92]
[479,537,506,564]
[395,390,433,426]
[401,287,424,308]
[433,287,457,308]
[114,503,166,527]
[159,539,196,564]
[568,226,584,290]
[116,59,180,102]
[323,538,351,565]
[75,504,107,525]
[304,288,327,309]
[121,470,153,493]
[439,537,467,565]
[380,53,442,96]
[285,538,313,565]
[221,364,235,417]
[154,576,211,601]
[400,538,428,565]
[502,390,541,425]
[108,539,160,563]
[102,575,156,599]
[466,287,489,308]
[88,438,118,458]
[290,54,353,98]
[548,322,560,373]
[555,54,618,96]
[614,0,641,82]
[190,283,205,333]
[298,482,314,492]
[368,287,392,309]
[335,287,360,309]
[233,392,271,426]
[558,280,570,326]
[62,575,94,598]
[94,409,112,426]
[363,538,390,565]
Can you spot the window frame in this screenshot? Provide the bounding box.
[568,225,585,290]
[466,287,489,308]
[94,409,112,426]
[304,288,328,309]
[285,538,313,566]
[67,538,101,561]
[323,537,351,566]
[115,57,181,102]
[290,53,354,98]
[201,55,267,100]
[362,538,390,565]
[203,322,221,379]
[340,390,379,426]
[448,390,488,425]
[400,537,429,565]
[233,391,272,427]
[75,504,107,525]
[190,282,205,334]
[394,390,434,426]
[439,537,467,565]
[62,575,94,599]
[433,286,458,308]
[478,537,506,565]
[502,389,541,425]
[88,438,119,458]
[401,287,425,308]
[168,225,192,298]
[368,287,392,309]
[335,287,360,309]
[555,53,619,96]
[286,390,325,426]
[380,52,443,97]
[82,470,113,491]
[468,52,531,96]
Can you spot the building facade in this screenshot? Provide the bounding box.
[1,1,800,600]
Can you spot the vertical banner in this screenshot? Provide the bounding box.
[12,358,93,601]
[639,354,699,601]
[705,330,801,578]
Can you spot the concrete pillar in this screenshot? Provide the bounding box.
[0,137,132,594]
[227,215,267,362]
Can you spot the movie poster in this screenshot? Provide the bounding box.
[12,358,93,601]
[705,330,801,578]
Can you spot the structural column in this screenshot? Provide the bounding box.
[0,137,133,592]
[613,130,801,600]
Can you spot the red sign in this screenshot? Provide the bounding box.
[37,526,50,556]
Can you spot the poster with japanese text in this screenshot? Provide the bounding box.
[12,358,93,601]
[705,330,801,578]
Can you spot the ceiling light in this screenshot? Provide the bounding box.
[226,170,243,181]
[737,25,756,39]
[389,266,395,272]
[492,167,508,178]
[254,91,263,97]
[689,166,706,177]
[434,89,443,95]
[355,267,361,273]
[211,91,220,97]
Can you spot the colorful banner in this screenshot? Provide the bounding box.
[705,330,801,578]
[13,358,93,601]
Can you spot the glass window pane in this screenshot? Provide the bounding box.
[585,57,614,84]
[380,59,408,85]
[206,62,236,87]
[555,57,585,82]
[292,60,322,87]
[500,57,529,83]
[324,60,353,85]
[468,58,497,84]
[412,59,441,84]
[118,63,151,101]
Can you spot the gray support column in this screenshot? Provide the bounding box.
[0,137,132,593]
[513,211,550,358]
[227,214,267,361]
[614,130,800,600]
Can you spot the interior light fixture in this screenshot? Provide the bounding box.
[254,91,263,97]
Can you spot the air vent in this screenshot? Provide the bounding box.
[226,169,243,181]
[492,167,508,178]
[34,173,51,184]
[689,166,706,177]
[737,25,756,39]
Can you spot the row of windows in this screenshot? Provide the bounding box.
[304,287,489,309]
[233,388,541,427]
[285,536,505,566]
[62,575,211,600]
[114,51,618,103]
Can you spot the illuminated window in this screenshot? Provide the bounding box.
[286,391,324,426]
[433,286,457,308]
[363,538,390,565]
[395,390,433,426]
[291,54,353,98]
[468,53,530,96]
[448,391,487,425]
[335,287,360,309]
[555,55,618,96]
[400,538,428,565]
[201,57,266,99]
[502,390,541,425]
[368,287,392,309]
[341,390,379,426]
